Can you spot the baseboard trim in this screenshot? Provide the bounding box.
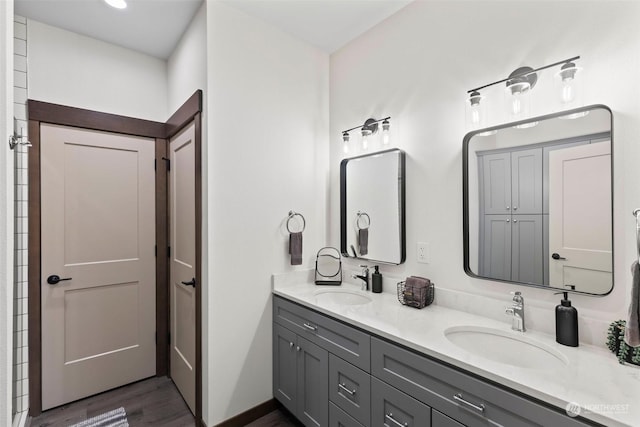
[213,399,280,427]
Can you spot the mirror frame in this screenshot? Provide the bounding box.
[340,148,406,265]
[462,104,614,296]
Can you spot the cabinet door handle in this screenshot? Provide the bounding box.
[385,413,408,427]
[296,346,301,352]
[506,206,510,210]
[453,393,485,413]
[513,206,518,211]
[506,219,510,223]
[513,219,518,223]
[303,323,317,332]
[289,342,294,348]
[338,383,356,396]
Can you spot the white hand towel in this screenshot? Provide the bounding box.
[624,261,640,347]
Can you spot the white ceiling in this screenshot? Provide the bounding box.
[15,0,203,59]
[14,0,413,59]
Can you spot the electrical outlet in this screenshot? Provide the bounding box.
[417,242,429,264]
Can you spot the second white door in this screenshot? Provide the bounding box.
[169,122,197,413]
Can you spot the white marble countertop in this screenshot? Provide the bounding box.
[272,271,640,427]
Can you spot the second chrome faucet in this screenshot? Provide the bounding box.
[505,291,526,332]
[352,264,369,291]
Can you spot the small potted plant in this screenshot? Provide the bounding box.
[606,320,640,366]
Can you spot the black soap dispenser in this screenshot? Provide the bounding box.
[372,266,382,293]
[555,285,579,347]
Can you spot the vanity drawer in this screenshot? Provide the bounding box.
[330,402,364,427]
[432,410,464,427]
[329,354,370,426]
[274,296,371,371]
[371,377,431,427]
[371,337,593,427]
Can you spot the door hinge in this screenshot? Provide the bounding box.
[154,159,157,171]
[168,246,171,258]
[155,245,157,257]
[161,157,170,171]
[155,332,157,344]
[168,332,171,344]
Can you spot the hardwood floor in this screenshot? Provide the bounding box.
[28,376,194,427]
[28,376,301,427]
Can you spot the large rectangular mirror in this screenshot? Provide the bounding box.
[341,149,406,264]
[463,105,613,295]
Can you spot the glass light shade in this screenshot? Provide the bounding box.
[466,91,486,129]
[361,129,371,151]
[555,64,584,117]
[342,132,351,155]
[382,120,390,145]
[505,81,531,121]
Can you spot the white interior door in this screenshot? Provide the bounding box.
[41,123,156,410]
[169,122,196,414]
[548,141,612,292]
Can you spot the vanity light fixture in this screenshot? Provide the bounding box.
[105,0,127,9]
[467,56,581,128]
[342,116,391,155]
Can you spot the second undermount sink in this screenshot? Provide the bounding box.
[313,289,372,306]
[444,326,568,370]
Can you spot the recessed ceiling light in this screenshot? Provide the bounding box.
[105,0,127,9]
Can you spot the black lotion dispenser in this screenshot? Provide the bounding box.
[555,285,579,347]
[372,265,382,293]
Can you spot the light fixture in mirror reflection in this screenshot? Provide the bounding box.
[341,149,406,265]
[463,105,613,295]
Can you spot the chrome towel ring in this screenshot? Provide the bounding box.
[356,211,370,230]
[287,211,306,233]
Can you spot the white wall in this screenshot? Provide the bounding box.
[167,3,206,115]
[0,1,14,426]
[166,2,210,421]
[330,1,640,346]
[27,19,168,122]
[205,1,329,424]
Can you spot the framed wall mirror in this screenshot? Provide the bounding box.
[341,148,406,264]
[463,105,613,295]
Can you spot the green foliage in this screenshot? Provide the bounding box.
[607,319,640,366]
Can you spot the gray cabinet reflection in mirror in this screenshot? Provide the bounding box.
[464,105,613,295]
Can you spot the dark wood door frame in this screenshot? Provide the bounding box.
[27,90,204,427]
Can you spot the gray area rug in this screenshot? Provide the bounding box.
[69,407,129,427]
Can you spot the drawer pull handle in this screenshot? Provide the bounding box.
[385,413,408,427]
[338,383,356,396]
[453,393,485,413]
[303,323,317,332]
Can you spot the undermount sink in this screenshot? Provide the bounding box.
[444,326,568,370]
[313,289,372,306]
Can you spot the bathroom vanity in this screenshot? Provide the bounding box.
[272,275,639,427]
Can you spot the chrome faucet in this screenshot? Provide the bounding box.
[351,265,369,291]
[505,291,526,332]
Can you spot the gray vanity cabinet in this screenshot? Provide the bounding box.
[432,410,464,427]
[371,377,431,427]
[482,215,512,281]
[330,403,363,427]
[273,323,329,427]
[479,148,544,284]
[273,296,594,427]
[370,337,592,427]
